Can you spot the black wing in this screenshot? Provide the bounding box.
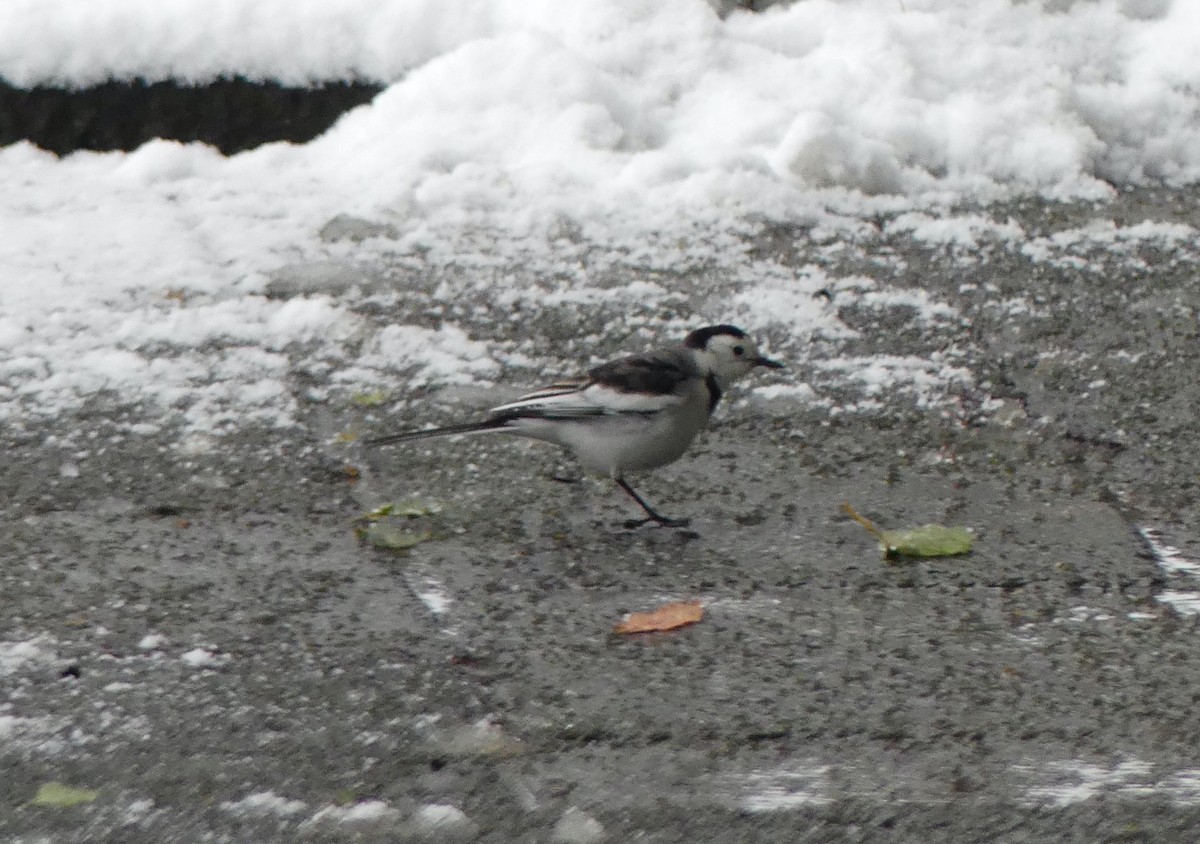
[586,351,691,396]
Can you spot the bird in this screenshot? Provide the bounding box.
[365,324,783,528]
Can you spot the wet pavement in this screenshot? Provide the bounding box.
[3,186,1200,842]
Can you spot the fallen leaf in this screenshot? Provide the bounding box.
[880,524,973,558]
[364,522,431,554]
[615,600,703,634]
[360,500,441,521]
[350,390,389,407]
[364,502,396,519]
[355,501,443,554]
[842,502,973,560]
[32,782,99,807]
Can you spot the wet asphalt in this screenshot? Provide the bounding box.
[3,186,1200,842]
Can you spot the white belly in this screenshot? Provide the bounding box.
[509,390,709,477]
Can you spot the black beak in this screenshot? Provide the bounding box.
[754,355,784,369]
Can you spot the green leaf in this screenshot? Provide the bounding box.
[842,502,973,560]
[364,502,396,519]
[361,500,441,521]
[350,390,389,407]
[365,522,432,554]
[879,524,973,558]
[32,782,99,807]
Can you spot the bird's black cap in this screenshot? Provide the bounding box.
[683,324,747,349]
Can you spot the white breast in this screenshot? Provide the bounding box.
[509,379,710,477]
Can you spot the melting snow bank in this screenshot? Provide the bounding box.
[3,0,1199,197]
[3,0,1199,196]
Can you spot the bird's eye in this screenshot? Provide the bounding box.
[733,345,745,356]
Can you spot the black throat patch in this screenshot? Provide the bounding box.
[705,372,722,414]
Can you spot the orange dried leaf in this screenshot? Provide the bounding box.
[614,600,703,635]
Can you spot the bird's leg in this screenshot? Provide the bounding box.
[615,478,690,529]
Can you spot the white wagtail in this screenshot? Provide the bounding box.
[366,324,783,528]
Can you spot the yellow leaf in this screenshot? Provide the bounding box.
[350,390,389,407]
[33,783,99,807]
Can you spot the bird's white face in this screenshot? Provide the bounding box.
[694,331,783,387]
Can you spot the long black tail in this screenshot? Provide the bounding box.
[363,417,509,447]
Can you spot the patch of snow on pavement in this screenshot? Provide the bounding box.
[4,0,1200,430]
[0,635,57,676]
[1137,527,1200,616]
[1021,759,1200,807]
[220,791,308,818]
[729,763,833,812]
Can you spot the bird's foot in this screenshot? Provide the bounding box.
[613,479,690,530]
[622,515,691,530]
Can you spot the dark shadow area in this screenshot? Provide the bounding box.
[0,77,384,155]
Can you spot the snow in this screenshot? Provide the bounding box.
[750,382,820,406]
[340,324,499,389]
[415,581,453,616]
[885,212,1026,250]
[0,635,57,676]
[731,764,833,812]
[552,807,606,844]
[2,0,1200,431]
[819,354,973,409]
[411,803,473,833]
[1021,219,1200,271]
[0,714,76,755]
[137,633,168,651]
[180,647,229,668]
[1021,759,1200,807]
[303,799,402,829]
[220,791,308,818]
